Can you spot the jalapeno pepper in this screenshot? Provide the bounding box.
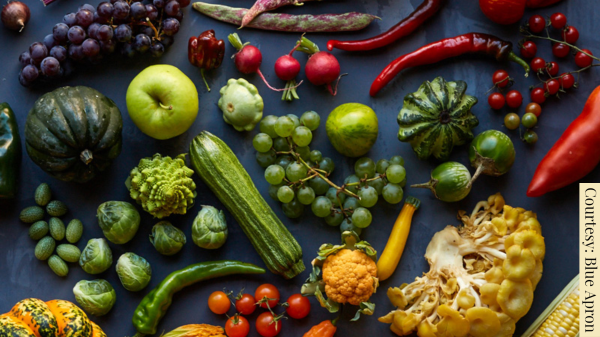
[188,30,225,92]
[132,260,265,337]
[0,103,21,199]
[327,0,445,52]
[369,33,530,96]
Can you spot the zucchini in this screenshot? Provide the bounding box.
[189,131,305,279]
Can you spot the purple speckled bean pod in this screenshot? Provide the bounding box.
[192,2,379,33]
[242,0,317,28]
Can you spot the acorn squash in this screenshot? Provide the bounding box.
[397,77,479,161]
[24,86,123,183]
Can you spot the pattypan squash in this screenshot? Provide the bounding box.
[218,78,264,132]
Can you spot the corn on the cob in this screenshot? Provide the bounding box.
[522,274,579,337]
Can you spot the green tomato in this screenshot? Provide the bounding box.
[504,113,520,130]
[469,130,515,178]
[524,130,539,144]
[413,162,472,202]
[218,78,264,132]
[326,103,379,157]
[521,113,538,128]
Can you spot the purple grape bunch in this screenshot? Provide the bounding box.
[18,0,188,87]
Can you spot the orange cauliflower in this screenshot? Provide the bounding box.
[322,249,378,305]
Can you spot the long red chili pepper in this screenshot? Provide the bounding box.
[326,0,445,52]
[369,33,530,96]
[526,0,563,8]
[527,85,600,197]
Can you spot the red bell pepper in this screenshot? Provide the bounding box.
[528,85,600,197]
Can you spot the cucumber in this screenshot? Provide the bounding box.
[35,236,56,261]
[29,221,49,240]
[56,244,81,263]
[48,255,69,277]
[34,183,52,206]
[20,206,45,223]
[46,200,68,217]
[66,219,83,243]
[49,217,66,241]
[189,131,304,279]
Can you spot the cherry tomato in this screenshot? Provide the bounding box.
[520,41,537,59]
[562,26,579,44]
[504,113,520,130]
[528,15,546,34]
[522,112,538,128]
[488,92,506,110]
[255,284,280,309]
[546,62,559,76]
[226,315,251,337]
[236,293,257,315]
[530,57,546,73]
[575,49,594,68]
[531,87,547,104]
[524,130,539,144]
[552,43,570,58]
[525,102,542,117]
[208,291,231,315]
[550,12,567,29]
[559,73,575,89]
[256,312,281,337]
[506,90,523,108]
[492,70,510,88]
[285,294,311,319]
[544,79,560,95]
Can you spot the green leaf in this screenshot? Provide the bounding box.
[315,288,339,313]
[354,241,378,261]
[351,301,376,321]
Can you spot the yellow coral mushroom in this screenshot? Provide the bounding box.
[322,249,377,305]
[436,305,470,337]
[466,307,501,337]
[497,279,534,320]
[502,245,536,281]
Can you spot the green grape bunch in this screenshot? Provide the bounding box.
[253,111,407,236]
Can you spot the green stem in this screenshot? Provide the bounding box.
[508,51,530,77]
[200,69,211,92]
[296,36,320,55]
[228,32,249,51]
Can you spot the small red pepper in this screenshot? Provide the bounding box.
[526,0,563,8]
[327,0,445,52]
[369,33,530,96]
[302,319,337,337]
[188,29,225,91]
[527,85,600,197]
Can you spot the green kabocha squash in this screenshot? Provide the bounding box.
[398,77,479,161]
[25,86,123,183]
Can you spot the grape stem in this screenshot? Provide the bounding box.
[145,18,160,40]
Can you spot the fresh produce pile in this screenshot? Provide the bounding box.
[0,0,585,336]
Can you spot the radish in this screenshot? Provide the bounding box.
[228,33,298,94]
[297,36,345,96]
[274,38,304,101]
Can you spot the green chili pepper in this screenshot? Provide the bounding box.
[132,260,265,336]
[0,103,21,199]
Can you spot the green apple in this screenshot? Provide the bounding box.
[126,65,199,140]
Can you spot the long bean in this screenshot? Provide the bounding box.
[242,0,318,28]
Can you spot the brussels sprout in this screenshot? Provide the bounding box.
[79,238,113,275]
[115,252,152,292]
[97,201,141,244]
[192,206,228,249]
[73,279,116,316]
[149,221,186,256]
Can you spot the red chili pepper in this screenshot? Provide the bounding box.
[326,0,445,52]
[188,29,225,91]
[369,33,530,96]
[527,86,600,197]
[526,0,563,8]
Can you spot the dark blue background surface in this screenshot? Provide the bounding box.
[0,0,583,336]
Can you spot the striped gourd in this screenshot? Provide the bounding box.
[522,274,579,337]
[189,131,305,279]
[397,76,479,161]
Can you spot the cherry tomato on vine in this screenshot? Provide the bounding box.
[524,130,539,144]
[528,15,546,34]
[488,93,506,110]
[506,90,523,108]
[546,62,559,76]
[531,87,547,104]
[520,41,537,59]
[563,26,579,44]
[545,79,560,95]
[255,284,280,309]
[504,113,520,130]
[575,49,594,68]
[550,13,567,29]
[531,57,546,73]
[285,294,311,319]
[559,73,575,89]
[552,43,570,58]
[256,312,281,337]
[522,113,538,128]
[208,291,231,315]
[236,293,257,315]
[226,315,251,337]
[492,70,510,88]
[525,102,542,117]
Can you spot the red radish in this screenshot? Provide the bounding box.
[274,38,304,101]
[1,1,30,32]
[297,36,345,95]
